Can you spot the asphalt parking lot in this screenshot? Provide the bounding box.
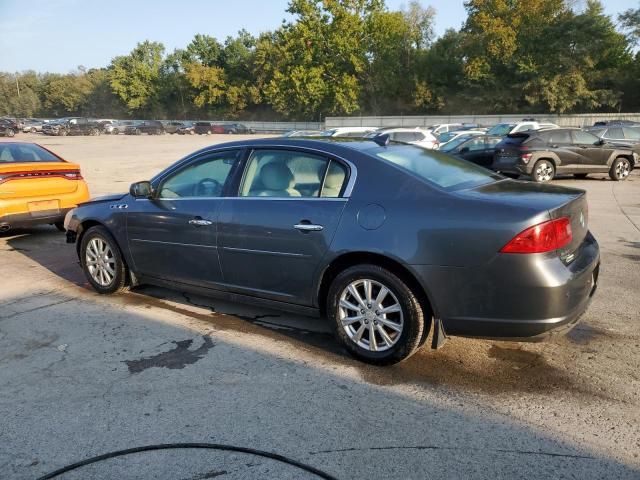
[1,132,639,479]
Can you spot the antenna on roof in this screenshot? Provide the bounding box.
[372,133,390,147]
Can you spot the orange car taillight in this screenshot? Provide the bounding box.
[0,170,83,184]
[500,217,572,254]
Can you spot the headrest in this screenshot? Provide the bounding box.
[261,162,294,190]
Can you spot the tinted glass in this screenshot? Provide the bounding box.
[373,145,501,191]
[0,144,62,163]
[606,127,624,139]
[573,130,600,144]
[623,127,640,140]
[159,150,240,198]
[546,130,572,144]
[320,160,347,198]
[487,124,514,136]
[466,137,486,151]
[440,135,472,152]
[241,150,335,198]
[393,132,418,142]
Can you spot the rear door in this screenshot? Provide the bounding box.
[126,149,243,288]
[544,129,576,168]
[459,136,493,167]
[570,130,609,168]
[218,148,349,306]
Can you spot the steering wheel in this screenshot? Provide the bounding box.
[195,177,222,197]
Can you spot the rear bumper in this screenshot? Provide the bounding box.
[409,231,600,340]
[0,208,72,229]
[492,156,531,175]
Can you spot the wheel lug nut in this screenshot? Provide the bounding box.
[360,309,364,314]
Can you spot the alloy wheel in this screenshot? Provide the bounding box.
[338,279,404,352]
[86,238,116,287]
[535,162,553,182]
[616,159,630,179]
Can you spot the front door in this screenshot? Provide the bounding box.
[126,149,243,288]
[218,148,349,306]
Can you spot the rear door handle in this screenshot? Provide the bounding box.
[294,223,324,232]
[189,218,213,226]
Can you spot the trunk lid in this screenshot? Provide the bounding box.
[458,179,588,258]
[0,162,81,198]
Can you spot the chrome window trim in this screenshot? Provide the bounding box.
[151,143,358,199]
[148,197,349,202]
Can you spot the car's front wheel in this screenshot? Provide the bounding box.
[609,157,631,181]
[80,226,128,294]
[327,265,427,365]
[6,128,15,137]
[532,159,555,183]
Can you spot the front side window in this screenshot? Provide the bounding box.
[573,130,600,145]
[240,150,346,198]
[622,127,640,140]
[158,150,240,198]
[606,127,624,139]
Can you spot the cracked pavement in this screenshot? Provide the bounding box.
[0,134,639,479]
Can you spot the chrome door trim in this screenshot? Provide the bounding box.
[130,238,217,249]
[294,224,324,232]
[222,246,309,258]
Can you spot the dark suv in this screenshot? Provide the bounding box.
[42,117,101,136]
[493,128,636,182]
[585,125,640,157]
[0,119,20,137]
[125,120,165,135]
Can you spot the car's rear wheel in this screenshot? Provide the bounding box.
[574,173,589,179]
[609,157,631,181]
[6,128,15,137]
[532,159,555,183]
[80,226,128,294]
[30,127,37,133]
[59,129,67,136]
[327,265,426,365]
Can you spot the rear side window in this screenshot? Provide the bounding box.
[623,127,640,140]
[373,145,501,191]
[545,130,572,144]
[240,150,346,198]
[0,144,63,163]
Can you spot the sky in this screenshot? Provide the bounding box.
[0,0,634,73]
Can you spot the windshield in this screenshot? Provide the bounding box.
[439,135,472,152]
[372,144,501,191]
[487,124,514,136]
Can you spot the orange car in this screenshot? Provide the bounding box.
[0,142,90,233]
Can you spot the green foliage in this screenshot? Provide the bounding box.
[109,41,165,113]
[1,0,639,120]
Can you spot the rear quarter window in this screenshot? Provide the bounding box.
[0,144,62,163]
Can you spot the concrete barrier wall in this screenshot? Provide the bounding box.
[325,113,640,128]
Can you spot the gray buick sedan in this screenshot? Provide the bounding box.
[65,137,600,365]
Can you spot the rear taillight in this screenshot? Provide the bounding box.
[63,170,83,180]
[521,153,533,163]
[500,217,572,254]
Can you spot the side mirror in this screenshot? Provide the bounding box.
[459,146,470,154]
[130,181,153,199]
[596,139,605,145]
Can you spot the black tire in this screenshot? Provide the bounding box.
[6,128,15,137]
[327,264,427,365]
[59,129,68,137]
[573,173,589,179]
[113,128,119,135]
[609,157,631,181]
[80,226,129,294]
[54,221,65,232]
[135,128,141,135]
[531,159,555,183]
[30,127,37,133]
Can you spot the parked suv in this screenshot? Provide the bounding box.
[0,118,20,137]
[42,117,101,136]
[493,128,636,182]
[585,125,640,157]
[125,120,165,135]
[194,121,216,135]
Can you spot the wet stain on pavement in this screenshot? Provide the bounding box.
[124,336,214,374]
[565,323,614,345]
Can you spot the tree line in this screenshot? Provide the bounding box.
[2,0,640,121]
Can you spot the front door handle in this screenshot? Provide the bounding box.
[294,223,324,232]
[189,218,213,226]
